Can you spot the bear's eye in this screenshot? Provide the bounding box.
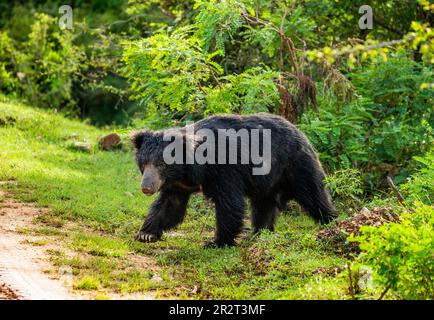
[138,162,147,174]
[154,160,167,169]
[141,162,154,173]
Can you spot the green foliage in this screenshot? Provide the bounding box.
[353,203,434,300]
[0,1,172,124]
[299,55,433,189]
[25,13,85,110]
[206,67,279,115]
[0,31,20,92]
[407,1,434,66]
[351,53,434,113]
[306,0,433,75]
[194,0,243,54]
[325,168,363,208]
[121,27,222,116]
[121,26,280,119]
[352,54,433,183]
[0,13,85,112]
[401,153,434,205]
[300,96,372,171]
[303,0,424,41]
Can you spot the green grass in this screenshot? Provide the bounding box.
[0,95,353,299]
[74,277,101,290]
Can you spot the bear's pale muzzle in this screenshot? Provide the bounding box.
[141,164,161,195]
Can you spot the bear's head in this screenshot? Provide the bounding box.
[130,129,195,195]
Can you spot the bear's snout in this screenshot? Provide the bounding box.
[141,177,158,195]
[140,164,161,195]
[141,188,154,195]
[141,186,155,195]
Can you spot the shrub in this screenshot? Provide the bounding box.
[300,95,372,171]
[301,55,433,189]
[0,31,22,93]
[121,27,280,119]
[353,203,434,299]
[22,13,85,111]
[353,54,433,184]
[194,0,243,55]
[401,152,434,205]
[0,13,85,113]
[324,168,364,210]
[351,53,433,114]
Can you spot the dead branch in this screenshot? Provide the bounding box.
[347,263,356,300]
[207,64,222,88]
[241,13,301,75]
[386,176,408,209]
[378,285,391,300]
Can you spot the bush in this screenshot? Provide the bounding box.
[353,203,434,299]
[121,27,280,119]
[300,95,372,171]
[401,152,434,205]
[353,54,433,184]
[300,55,433,190]
[351,53,433,114]
[0,31,21,93]
[324,168,364,210]
[0,13,85,113]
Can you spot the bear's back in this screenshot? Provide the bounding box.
[194,113,297,133]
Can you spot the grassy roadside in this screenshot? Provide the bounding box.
[0,95,351,299]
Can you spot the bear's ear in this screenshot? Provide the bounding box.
[130,130,153,151]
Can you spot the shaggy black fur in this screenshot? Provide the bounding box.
[131,113,337,247]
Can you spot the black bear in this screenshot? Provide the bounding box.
[131,113,336,247]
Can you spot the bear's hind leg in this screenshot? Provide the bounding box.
[291,151,337,224]
[136,188,190,243]
[251,198,278,234]
[210,188,245,248]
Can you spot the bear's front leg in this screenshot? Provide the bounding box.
[135,214,162,242]
[208,187,245,248]
[136,188,190,243]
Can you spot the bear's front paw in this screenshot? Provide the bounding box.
[135,231,160,243]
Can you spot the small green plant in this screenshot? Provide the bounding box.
[352,203,434,300]
[325,169,364,215]
[325,168,363,198]
[401,152,434,205]
[74,277,101,290]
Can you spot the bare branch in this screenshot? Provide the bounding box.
[378,285,391,300]
[386,176,408,209]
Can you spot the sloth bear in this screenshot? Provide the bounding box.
[131,113,336,247]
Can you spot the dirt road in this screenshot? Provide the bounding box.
[0,186,81,300]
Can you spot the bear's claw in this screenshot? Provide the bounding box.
[135,231,159,243]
